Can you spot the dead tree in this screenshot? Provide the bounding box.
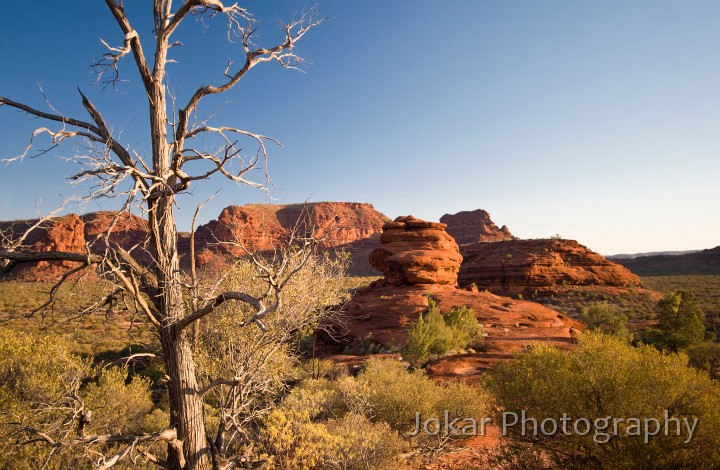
[0,1,322,469]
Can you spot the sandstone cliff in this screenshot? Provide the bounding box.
[440,209,515,244]
[1,202,387,280]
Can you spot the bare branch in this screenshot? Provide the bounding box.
[0,250,101,272]
[101,0,153,91]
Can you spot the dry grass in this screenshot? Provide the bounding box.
[0,276,380,358]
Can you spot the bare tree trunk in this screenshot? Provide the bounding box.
[149,194,211,470]
[161,326,210,470]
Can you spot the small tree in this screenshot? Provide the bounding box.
[0,2,323,468]
[581,302,633,343]
[656,291,709,350]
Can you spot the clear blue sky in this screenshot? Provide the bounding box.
[1,1,719,255]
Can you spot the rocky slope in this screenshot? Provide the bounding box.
[612,246,720,276]
[1,202,387,280]
[440,209,515,244]
[457,238,643,297]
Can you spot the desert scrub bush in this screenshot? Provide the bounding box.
[259,357,490,468]
[0,327,160,469]
[402,299,484,366]
[359,358,490,436]
[261,408,405,470]
[194,253,348,461]
[581,302,633,342]
[487,332,720,469]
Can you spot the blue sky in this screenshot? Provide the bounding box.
[1,1,718,255]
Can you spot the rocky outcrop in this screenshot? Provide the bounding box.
[0,214,86,280]
[1,202,388,280]
[458,238,643,296]
[81,211,149,249]
[195,202,387,274]
[368,216,462,286]
[320,216,580,376]
[440,209,515,245]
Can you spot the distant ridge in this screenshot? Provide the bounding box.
[613,246,720,276]
[607,250,702,260]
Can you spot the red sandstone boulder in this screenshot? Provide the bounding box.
[369,216,462,286]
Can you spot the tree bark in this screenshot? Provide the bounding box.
[161,326,210,470]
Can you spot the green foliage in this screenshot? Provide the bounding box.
[359,357,490,436]
[643,274,720,336]
[260,357,490,468]
[581,302,633,342]
[487,333,720,469]
[82,367,154,435]
[656,290,709,349]
[0,328,159,469]
[261,407,404,470]
[402,300,484,366]
[640,291,711,353]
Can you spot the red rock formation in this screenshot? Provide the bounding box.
[458,238,643,296]
[0,214,86,280]
[194,202,387,274]
[440,209,515,245]
[2,202,387,280]
[322,284,581,375]
[368,216,462,286]
[81,211,149,249]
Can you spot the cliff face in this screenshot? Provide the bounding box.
[458,238,643,296]
[0,215,87,280]
[440,209,515,245]
[1,202,388,280]
[194,202,387,274]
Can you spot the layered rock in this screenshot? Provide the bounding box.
[195,202,387,274]
[368,216,462,286]
[0,214,86,280]
[81,211,149,249]
[440,209,515,244]
[458,238,643,296]
[1,202,388,280]
[320,216,580,376]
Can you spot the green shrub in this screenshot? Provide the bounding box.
[260,357,490,468]
[487,333,720,469]
[581,302,633,342]
[359,357,490,436]
[0,328,159,469]
[402,300,484,366]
